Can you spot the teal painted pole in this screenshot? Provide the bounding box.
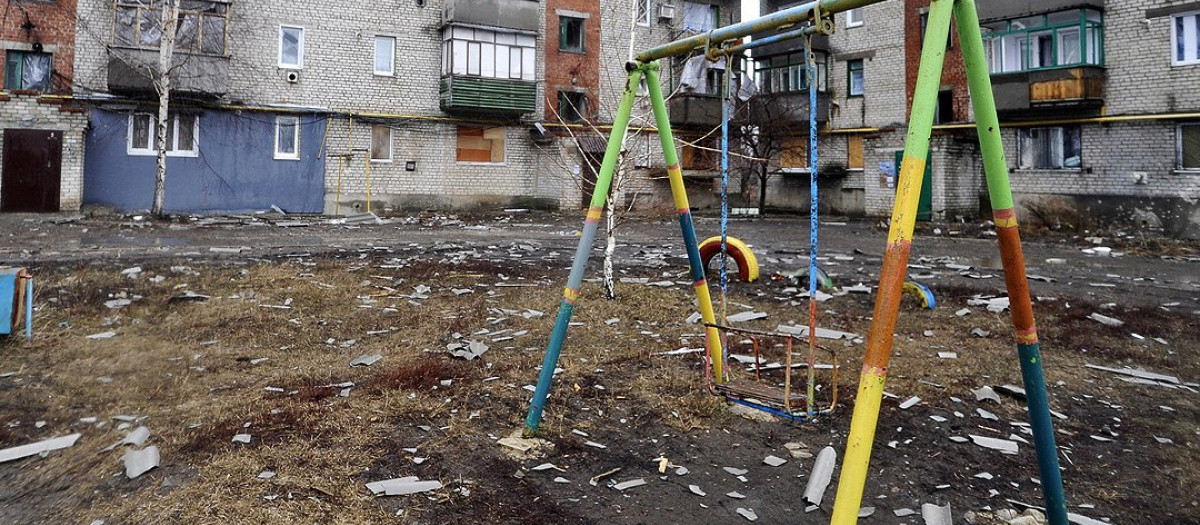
[955,0,1067,523]
[524,66,644,436]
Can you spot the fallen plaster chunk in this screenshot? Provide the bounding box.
[995,384,1027,399]
[763,455,787,467]
[727,491,746,499]
[973,386,1002,404]
[1154,436,1174,444]
[775,324,858,340]
[859,507,876,518]
[366,476,443,496]
[977,408,1000,421]
[122,426,151,447]
[736,508,758,521]
[1087,313,1124,327]
[930,415,948,423]
[727,311,769,323]
[0,434,82,463]
[723,466,749,476]
[1067,512,1112,525]
[87,331,117,340]
[949,436,969,443]
[802,446,837,506]
[613,478,646,491]
[894,508,916,517]
[554,477,570,484]
[349,354,383,367]
[974,472,994,480]
[232,434,252,444]
[971,328,991,338]
[1084,364,1179,384]
[689,484,707,496]
[955,308,971,317]
[969,435,1019,455]
[122,446,160,479]
[938,352,957,359]
[447,340,489,360]
[921,503,952,525]
[899,396,921,410]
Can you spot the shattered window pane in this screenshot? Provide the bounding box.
[201,15,226,55]
[177,13,199,51]
[140,9,162,47]
[115,7,137,46]
[21,53,52,91]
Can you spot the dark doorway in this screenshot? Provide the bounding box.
[2,129,62,212]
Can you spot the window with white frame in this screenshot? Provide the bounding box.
[127,113,198,156]
[279,26,304,69]
[371,124,393,162]
[375,36,395,75]
[1179,123,1200,170]
[1018,126,1081,169]
[1173,11,1200,66]
[846,8,864,28]
[442,26,536,81]
[275,116,300,160]
[637,0,654,26]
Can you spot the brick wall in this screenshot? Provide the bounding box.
[545,0,601,122]
[827,1,909,130]
[1104,0,1200,115]
[904,0,970,123]
[1,0,76,94]
[0,93,88,210]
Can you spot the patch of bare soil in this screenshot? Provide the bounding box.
[0,254,1196,524]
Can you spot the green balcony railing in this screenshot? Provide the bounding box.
[440,76,537,115]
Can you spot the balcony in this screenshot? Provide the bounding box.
[440,76,537,115]
[749,91,830,131]
[108,49,229,98]
[669,96,724,128]
[978,0,1103,21]
[992,66,1104,119]
[442,0,539,32]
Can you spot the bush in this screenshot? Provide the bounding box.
[1022,196,1092,232]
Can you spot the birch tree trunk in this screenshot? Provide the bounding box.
[151,0,180,218]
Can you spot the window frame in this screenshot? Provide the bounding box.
[1178,122,1200,171]
[126,113,200,157]
[374,35,396,76]
[1171,10,1200,66]
[370,124,393,163]
[847,59,864,97]
[3,50,53,92]
[274,115,301,160]
[557,91,587,122]
[441,26,537,82]
[846,8,864,28]
[559,16,586,53]
[982,8,1104,74]
[754,51,829,94]
[114,0,229,56]
[1017,126,1082,170]
[637,0,654,27]
[278,25,305,69]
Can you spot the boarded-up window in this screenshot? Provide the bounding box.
[847,135,864,169]
[781,137,808,169]
[681,137,717,171]
[371,125,392,162]
[457,126,505,163]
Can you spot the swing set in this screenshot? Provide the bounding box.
[524,1,1069,524]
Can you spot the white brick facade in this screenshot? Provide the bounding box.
[0,94,88,211]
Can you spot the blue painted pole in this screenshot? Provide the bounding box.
[24,275,32,341]
[806,36,820,419]
[524,66,644,435]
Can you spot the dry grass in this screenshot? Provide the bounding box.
[0,257,1196,523]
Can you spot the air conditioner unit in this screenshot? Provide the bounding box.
[285,70,300,83]
[659,4,676,20]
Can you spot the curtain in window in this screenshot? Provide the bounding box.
[21,53,51,91]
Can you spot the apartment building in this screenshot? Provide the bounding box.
[72,0,555,214]
[0,0,88,212]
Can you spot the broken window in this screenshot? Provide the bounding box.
[114,1,229,56]
[456,126,505,163]
[279,26,304,68]
[636,0,653,26]
[1180,123,1200,170]
[1018,126,1081,170]
[127,113,199,156]
[559,16,584,53]
[275,116,300,160]
[557,91,587,122]
[4,51,52,92]
[682,2,718,32]
[442,26,536,82]
[371,125,393,162]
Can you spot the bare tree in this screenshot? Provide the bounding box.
[150,0,181,217]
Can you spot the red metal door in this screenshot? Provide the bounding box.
[2,129,62,212]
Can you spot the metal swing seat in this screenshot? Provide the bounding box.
[706,322,839,421]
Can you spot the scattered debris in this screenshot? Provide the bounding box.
[859,507,876,518]
[763,455,787,467]
[366,476,443,496]
[969,435,1019,455]
[784,441,813,459]
[727,491,746,499]
[689,484,707,496]
[447,340,489,360]
[727,311,769,323]
[973,386,1002,404]
[168,291,211,303]
[894,508,917,517]
[775,324,858,340]
[921,503,952,525]
[122,446,160,479]
[802,446,837,506]
[971,328,991,338]
[86,331,117,340]
[0,434,82,463]
[899,396,921,410]
[1087,313,1124,327]
[1084,364,1179,385]
[736,508,759,521]
[937,352,958,359]
[723,467,749,476]
[122,426,151,447]
[232,434,252,444]
[349,354,383,367]
[589,467,621,486]
[613,478,646,491]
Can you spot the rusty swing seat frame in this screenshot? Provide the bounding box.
[705,323,838,422]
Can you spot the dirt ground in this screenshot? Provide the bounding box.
[0,211,1197,524]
